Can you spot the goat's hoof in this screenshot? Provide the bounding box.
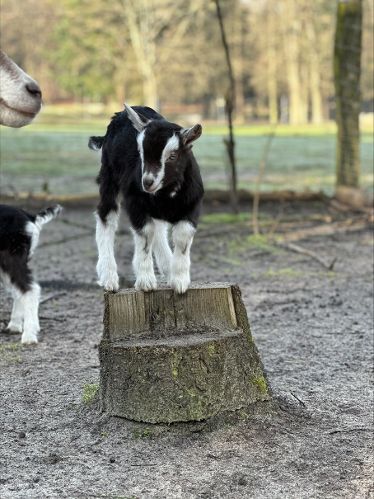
[135,274,157,292]
[21,333,38,345]
[169,275,190,294]
[98,275,120,292]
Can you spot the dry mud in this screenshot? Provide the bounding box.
[0,203,373,498]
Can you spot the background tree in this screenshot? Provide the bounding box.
[334,0,363,193]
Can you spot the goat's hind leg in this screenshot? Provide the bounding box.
[4,260,40,344]
[132,220,157,291]
[95,181,120,291]
[153,220,172,280]
[169,221,196,294]
[1,271,23,333]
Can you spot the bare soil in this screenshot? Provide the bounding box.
[0,202,373,499]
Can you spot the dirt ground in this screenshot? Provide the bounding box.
[0,201,373,499]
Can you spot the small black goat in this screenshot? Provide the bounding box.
[89,105,204,294]
[0,204,62,344]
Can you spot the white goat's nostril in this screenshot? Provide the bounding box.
[26,82,42,99]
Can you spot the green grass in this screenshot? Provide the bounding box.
[1,111,373,196]
[82,383,99,405]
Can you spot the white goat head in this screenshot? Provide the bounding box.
[0,50,42,127]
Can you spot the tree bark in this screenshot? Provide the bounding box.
[334,0,363,188]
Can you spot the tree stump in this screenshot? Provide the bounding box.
[99,283,271,423]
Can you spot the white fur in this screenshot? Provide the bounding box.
[137,129,146,174]
[132,221,157,291]
[20,283,41,344]
[0,50,42,128]
[169,221,195,294]
[25,221,40,257]
[153,220,172,278]
[95,210,120,291]
[138,133,180,194]
[1,275,41,344]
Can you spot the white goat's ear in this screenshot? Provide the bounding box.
[181,124,202,146]
[124,104,150,132]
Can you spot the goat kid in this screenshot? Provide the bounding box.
[0,204,62,344]
[0,50,42,128]
[89,105,204,294]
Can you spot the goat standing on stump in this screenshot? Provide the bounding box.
[0,205,62,344]
[89,105,204,294]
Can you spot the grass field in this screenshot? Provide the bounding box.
[1,110,373,196]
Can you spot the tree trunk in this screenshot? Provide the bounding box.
[334,0,363,188]
[284,0,308,124]
[99,284,271,423]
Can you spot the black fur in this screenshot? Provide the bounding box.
[90,106,204,231]
[0,204,61,293]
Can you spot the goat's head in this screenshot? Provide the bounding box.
[125,104,202,194]
[0,50,42,128]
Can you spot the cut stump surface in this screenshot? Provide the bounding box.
[99,283,270,423]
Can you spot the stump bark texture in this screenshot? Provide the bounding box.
[99,283,270,423]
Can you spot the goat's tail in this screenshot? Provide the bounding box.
[35,205,63,226]
[88,136,105,151]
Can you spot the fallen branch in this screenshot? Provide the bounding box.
[39,316,66,322]
[39,231,92,248]
[39,292,67,305]
[278,241,337,271]
[282,219,370,242]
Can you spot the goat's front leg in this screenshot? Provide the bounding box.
[95,210,120,291]
[169,221,196,294]
[132,221,157,291]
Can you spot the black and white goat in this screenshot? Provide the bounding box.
[0,204,62,344]
[89,105,204,294]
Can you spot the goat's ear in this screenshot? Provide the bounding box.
[181,124,202,146]
[124,104,149,132]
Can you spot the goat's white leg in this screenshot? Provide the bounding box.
[95,210,120,291]
[169,221,196,294]
[0,271,23,333]
[132,221,157,291]
[153,219,172,279]
[7,294,24,333]
[21,282,40,345]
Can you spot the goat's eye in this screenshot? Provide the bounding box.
[168,152,177,161]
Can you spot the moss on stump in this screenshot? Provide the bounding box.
[99,283,271,423]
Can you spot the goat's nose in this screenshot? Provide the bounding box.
[143,177,155,190]
[26,81,42,99]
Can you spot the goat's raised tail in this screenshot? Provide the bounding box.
[35,204,62,226]
[89,136,105,151]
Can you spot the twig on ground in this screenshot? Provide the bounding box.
[278,241,337,271]
[39,292,67,305]
[328,428,372,435]
[290,392,306,407]
[39,316,66,322]
[58,217,94,231]
[39,231,92,247]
